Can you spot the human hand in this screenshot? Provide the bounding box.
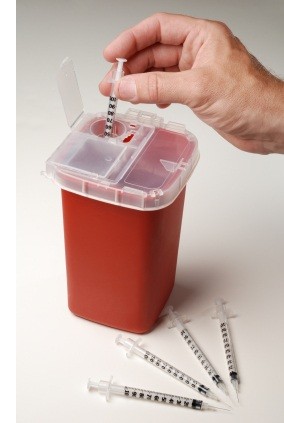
[100,13,284,154]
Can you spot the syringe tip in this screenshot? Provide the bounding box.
[206,390,221,402]
[235,387,240,403]
[203,403,231,412]
[215,406,232,412]
[218,382,229,396]
[222,401,233,409]
[232,379,239,402]
[207,390,232,408]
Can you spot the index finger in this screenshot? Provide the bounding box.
[103,12,199,62]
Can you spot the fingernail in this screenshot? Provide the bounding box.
[116,77,137,101]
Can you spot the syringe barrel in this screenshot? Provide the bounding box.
[220,321,238,376]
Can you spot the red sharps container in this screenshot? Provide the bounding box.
[45,58,199,333]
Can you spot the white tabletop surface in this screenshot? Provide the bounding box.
[17,1,284,422]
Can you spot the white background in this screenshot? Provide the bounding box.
[17,1,284,422]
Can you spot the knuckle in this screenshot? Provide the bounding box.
[214,20,231,34]
[152,12,167,20]
[147,72,162,103]
[207,21,231,35]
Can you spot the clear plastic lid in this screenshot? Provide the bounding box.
[45,60,199,211]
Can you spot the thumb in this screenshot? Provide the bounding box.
[114,71,191,105]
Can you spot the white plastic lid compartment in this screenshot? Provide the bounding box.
[46,124,199,210]
[124,127,197,190]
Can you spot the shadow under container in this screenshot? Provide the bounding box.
[45,59,199,333]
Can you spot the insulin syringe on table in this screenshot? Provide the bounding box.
[213,299,240,401]
[88,376,230,411]
[166,306,229,396]
[104,58,127,138]
[116,334,224,403]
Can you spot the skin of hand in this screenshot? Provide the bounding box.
[99,13,284,154]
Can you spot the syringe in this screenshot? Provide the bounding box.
[213,298,240,401]
[104,58,127,138]
[88,376,230,411]
[167,306,228,396]
[116,334,221,402]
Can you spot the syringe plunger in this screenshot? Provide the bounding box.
[88,377,124,401]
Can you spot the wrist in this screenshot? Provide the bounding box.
[261,78,284,153]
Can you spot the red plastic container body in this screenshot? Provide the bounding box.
[61,188,186,333]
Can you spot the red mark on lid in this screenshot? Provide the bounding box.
[123,133,134,143]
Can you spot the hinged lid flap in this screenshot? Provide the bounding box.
[57,57,84,127]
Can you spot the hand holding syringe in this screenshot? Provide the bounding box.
[104,58,127,138]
